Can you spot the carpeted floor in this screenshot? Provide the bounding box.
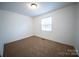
[4,36,78,57]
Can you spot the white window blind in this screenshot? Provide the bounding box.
[41,17,52,31]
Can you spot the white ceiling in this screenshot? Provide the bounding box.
[0,2,75,17]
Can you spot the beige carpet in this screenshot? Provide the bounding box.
[4,36,78,57]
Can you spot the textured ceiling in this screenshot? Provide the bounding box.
[0,2,75,17]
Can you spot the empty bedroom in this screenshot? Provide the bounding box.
[0,2,79,57]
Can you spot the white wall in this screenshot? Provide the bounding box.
[34,4,76,46]
[74,3,79,56]
[0,10,33,56]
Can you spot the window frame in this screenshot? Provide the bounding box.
[41,16,52,32]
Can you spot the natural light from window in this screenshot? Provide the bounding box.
[41,17,52,31]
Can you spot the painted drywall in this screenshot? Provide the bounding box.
[74,3,79,56]
[0,10,33,56]
[0,2,73,17]
[33,4,76,46]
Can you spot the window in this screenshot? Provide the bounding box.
[41,17,52,31]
